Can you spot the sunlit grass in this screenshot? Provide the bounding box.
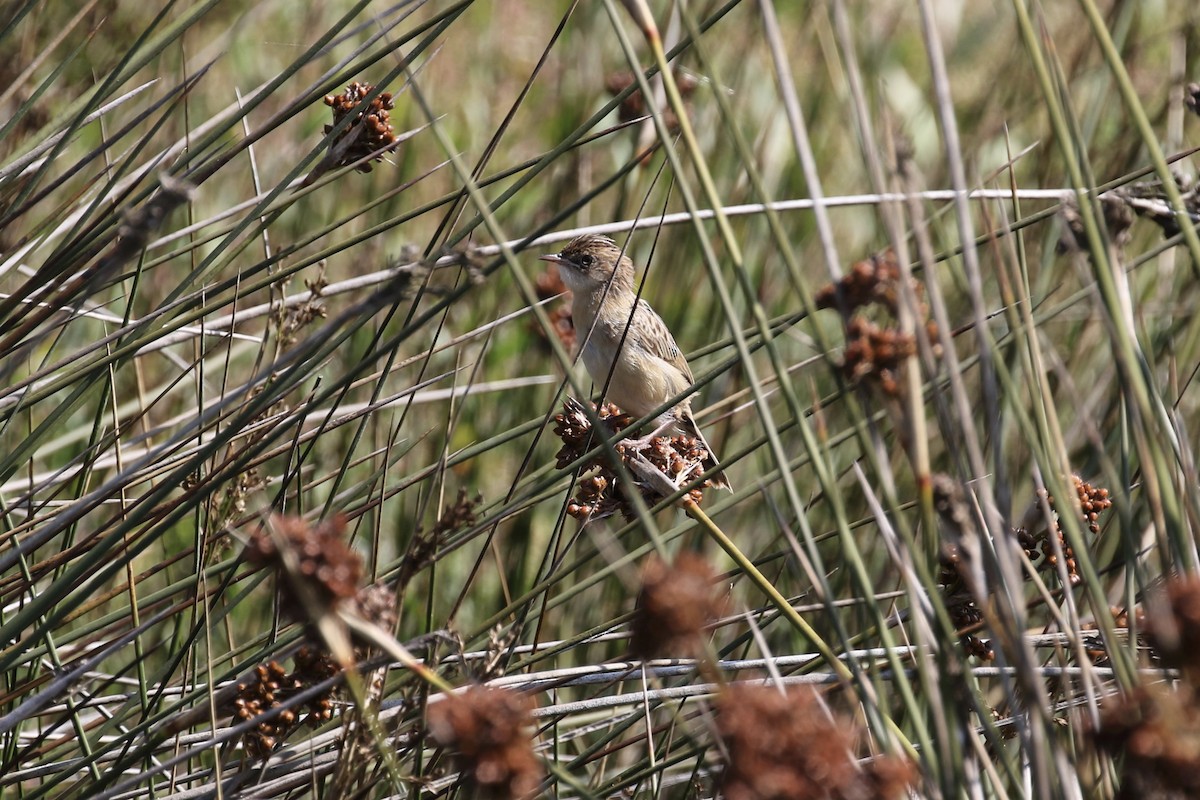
[2,1,1198,797]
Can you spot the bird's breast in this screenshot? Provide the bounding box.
[580,335,686,419]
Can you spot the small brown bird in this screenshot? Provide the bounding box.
[539,234,730,489]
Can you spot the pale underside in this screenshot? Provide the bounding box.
[577,298,693,422]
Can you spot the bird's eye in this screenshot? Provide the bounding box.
[578,254,593,267]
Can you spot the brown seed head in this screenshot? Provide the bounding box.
[322,81,399,172]
[351,582,398,633]
[631,551,727,660]
[428,687,542,799]
[841,317,915,396]
[245,514,363,614]
[1091,683,1200,798]
[551,399,716,519]
[1147,575,1200,676]
[231,646,342,760]
[718,684,916,800]
[815,251,903,313]
[533,265,575,351]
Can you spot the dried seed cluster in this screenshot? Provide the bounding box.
[232,646,341,759]
[1059,169,1200,251]
[817,251,940,397]
[239,514,401,760]
[552,399,716,520]
[428,687,542,800]
[717,684,916,800]
[272,269,328,349]
[841,317,917,396]
[400,488,482,586]
[935,474,1112,661]
[427,487,483,538]
[604,69,698,133]
[533,265,575,351]
[323,81,398,172]
[1082,605,1144,667]
[932,475,994,661]
[630,552,727,660]
[1018,475,1112,586]
[1057,194,1136,253]
[937,542,994,662]
[242,512,396,633]
[553,400,632,469]
[1089,574,1200,797]
[1147,575,1200,678]
[351,581,399,634]
[229,577,396,761]
[1091,683,1200,799]
[1070,475,1113,535]
[814,251,903,312]
[245,514,363,611]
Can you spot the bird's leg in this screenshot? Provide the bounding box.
[617,416,675,452]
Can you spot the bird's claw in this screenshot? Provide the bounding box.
[617,420,674,453]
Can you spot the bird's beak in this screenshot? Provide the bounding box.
[538,253,565,265]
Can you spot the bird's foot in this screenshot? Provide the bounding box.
[617,420,674,452]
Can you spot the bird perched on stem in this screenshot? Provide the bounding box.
[539,234,730,490]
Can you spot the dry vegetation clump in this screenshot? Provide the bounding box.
[231,646,341,759]
[717,684,916,800]
[427,687,542,800]
[840,317,918,397]
[322,81,399,172]
[396,488,483,588]
[242,514,401,638]
[816,251,940,397]
[552,398,719,519]
[935,473,1113,661]
[1028,475,1112,585]
[1057,194,1137,253]
[1088,575,1200,798]
[238,515,399,758]
[351,581,401,634]
[935,546,995,662]
[1061,178,1200,249]
[1082,605,1145,667]
[533,263,576,351]
[244,514,363,612]
[931,474,995,661]
[7,1,1200,798]
[1091,683,1200,800]
[630,551,727,660]
[1145,575,1200,682]
[813,251,904,313]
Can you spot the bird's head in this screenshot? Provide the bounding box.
[539,234,634,294]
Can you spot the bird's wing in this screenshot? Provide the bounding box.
[632,299,693,384]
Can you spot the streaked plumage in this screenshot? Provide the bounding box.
[539,234,730,489]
